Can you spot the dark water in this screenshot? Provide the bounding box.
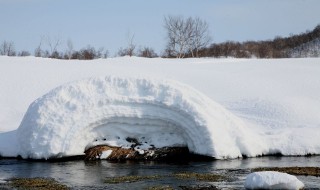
[1,156,320,189]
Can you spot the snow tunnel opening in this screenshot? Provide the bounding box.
[84,117,191,152]
[80,117,215,161]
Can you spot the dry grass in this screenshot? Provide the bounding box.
[104,172,226,185]
[9,177,69,190]
[252,167,320,176]
[179,185,219,190]
[172,172,226,182]
[146,185,174,190]
[104,175,162,184]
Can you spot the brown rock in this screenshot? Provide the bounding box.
[84,145,190,161]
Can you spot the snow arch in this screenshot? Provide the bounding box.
[17,76,262,159]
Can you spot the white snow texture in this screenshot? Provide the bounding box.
[244,171,304,190]
[17,76,262,159]
[1,56,320,160]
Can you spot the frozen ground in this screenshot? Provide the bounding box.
[0,56,320,159]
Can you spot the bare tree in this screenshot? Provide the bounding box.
[44,36,62,58]
[117,31,136,57]
[164,16,188,58]
[18,50,31,57]
[95,47,105,59]
[0,41,16,56]
[70,45,106,60]
[34,36,44,57]
[138,46,158,58]
[126,31,136,57]
[78,46,96,60]
[66,39,74,59]
[190,17,211,57]
[117,47,128,57]
[164,16,211,58]
[103,49,109,59]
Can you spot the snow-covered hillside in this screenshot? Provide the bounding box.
[0,56,320,159]
[289,38,320,58]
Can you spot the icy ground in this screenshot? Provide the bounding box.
[0,56,320,159]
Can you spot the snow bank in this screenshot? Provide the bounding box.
[17,76,263,159]
[244,171,304,190]
[1,56,320,159]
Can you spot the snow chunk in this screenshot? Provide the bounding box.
[100,150,113,159]
[244,171,304,190]
[17,76,264,159]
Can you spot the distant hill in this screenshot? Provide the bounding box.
[199,25,320,58]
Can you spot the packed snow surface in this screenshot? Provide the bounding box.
[244,171,304,190]
[1,56,320,159]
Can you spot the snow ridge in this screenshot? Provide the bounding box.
[17,76,263,159]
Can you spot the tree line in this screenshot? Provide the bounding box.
[198,25,320,58]
[1,16,319,59]
[0,34,159,59]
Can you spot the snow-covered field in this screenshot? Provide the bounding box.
[0,56,320,159]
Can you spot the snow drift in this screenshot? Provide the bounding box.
[17,76,263,159]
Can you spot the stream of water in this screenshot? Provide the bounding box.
[1,156,319,189]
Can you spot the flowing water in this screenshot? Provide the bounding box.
[0,156,320,189]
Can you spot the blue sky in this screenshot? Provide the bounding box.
[0,0,320,56]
